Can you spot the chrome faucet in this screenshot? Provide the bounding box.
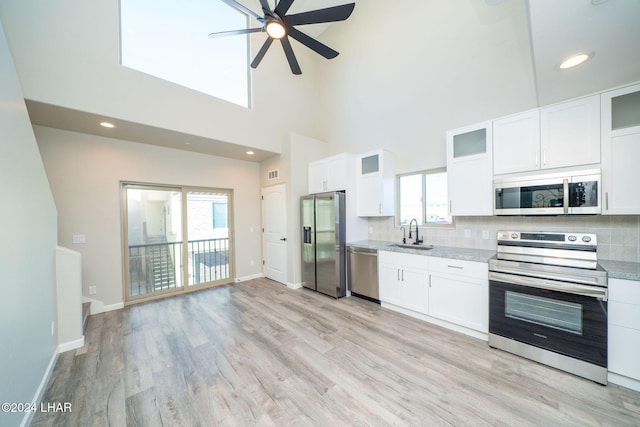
[408,218,423,245]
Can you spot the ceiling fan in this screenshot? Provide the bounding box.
[209,0,355,75]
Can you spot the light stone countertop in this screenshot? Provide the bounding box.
[599,260,640,282]
[348,240,640,282]
[347,240,495,264]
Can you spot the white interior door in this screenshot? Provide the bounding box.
[262,184,287,284]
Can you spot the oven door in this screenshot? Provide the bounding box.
[489,273,607,367]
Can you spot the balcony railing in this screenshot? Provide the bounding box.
[128,237,229,297]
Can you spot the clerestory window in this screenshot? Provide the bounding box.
[120,0,251,107]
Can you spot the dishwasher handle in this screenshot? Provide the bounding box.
[348,248,378,257]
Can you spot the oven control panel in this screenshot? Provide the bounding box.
[497,231,597,246]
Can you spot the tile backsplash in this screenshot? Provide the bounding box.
[367,215,640,263]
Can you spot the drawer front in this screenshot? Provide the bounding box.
[429,256,487,278]
[609,301,640,330]
[378,250,429,269]
[609,278,640,305]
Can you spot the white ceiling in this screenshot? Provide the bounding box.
[23,0,640,161]
[528,0,640,105]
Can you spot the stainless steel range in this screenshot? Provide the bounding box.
[489,231,608,384]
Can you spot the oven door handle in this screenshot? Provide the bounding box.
[490,272,607,300]
[563,178,569,214]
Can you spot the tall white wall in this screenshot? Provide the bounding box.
[0,22,58,427]
[318,0,538,174]
[0,0,324,153]
[35,126,263,308]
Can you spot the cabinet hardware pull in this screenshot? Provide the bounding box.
[397,269,400,281]
[606,192,609,210]
[428,274,431,288]
[447,265,464,269]
[401,269,404,282]
[449,200,452,214]
[379,203,382,214]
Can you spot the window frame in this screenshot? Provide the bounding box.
[396,167,455,228]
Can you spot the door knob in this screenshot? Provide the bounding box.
[280,238,287,241]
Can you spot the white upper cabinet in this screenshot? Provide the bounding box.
[540,94,601,170]
[493,95,600,175]
[493,110,540,175]
[446,121,493,216]
[308,153,351,194]
[356,149,395,217]
[601,83,640,215]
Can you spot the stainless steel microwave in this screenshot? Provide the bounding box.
[494,169,601,215]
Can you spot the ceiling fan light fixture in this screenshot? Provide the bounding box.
[559,53,591,69]
[266,21,286,39]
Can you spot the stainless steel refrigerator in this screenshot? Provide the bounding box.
[301,191,346,298]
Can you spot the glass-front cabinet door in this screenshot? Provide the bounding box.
[601,83,640,215]
[356,149,395,217]
[446,121,493,216]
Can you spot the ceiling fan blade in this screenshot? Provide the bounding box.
[274,0,296,17]
[285,3,355,26]
[219,0,263,21]
[280,37,302,75]
[258,0,272,14]
[287,26,338,59]
[251,37,274,69]
[208,27,264,38]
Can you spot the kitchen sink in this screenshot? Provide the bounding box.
[390,243,434,250]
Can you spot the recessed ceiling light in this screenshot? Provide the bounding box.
[246,151,255,155]
[100,121,115,128]
[559,53,591,69]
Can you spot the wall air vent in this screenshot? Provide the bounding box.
[268,169,279,180]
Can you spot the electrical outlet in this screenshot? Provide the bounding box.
[250,260,255,267]
[482,230,490,239]
[72,234,86,244]
[89,286,97,295]
[464,229,471,238]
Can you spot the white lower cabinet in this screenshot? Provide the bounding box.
[378,251,488,338]
[379,251,428,314]
[608,278,640,391]
[428,258,488,334]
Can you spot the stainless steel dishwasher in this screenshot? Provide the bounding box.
[348,246,379,302]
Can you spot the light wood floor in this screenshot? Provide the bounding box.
[33,278,640,426]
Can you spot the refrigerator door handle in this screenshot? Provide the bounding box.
[303,226,312,244]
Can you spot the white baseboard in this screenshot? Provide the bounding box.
[235,273,265,282]
[20,349,58,427]
[380,301,488,342]
[287,282,303,289]
[58,336,85,353]
[608,372,640,392]
[82,296,124,314]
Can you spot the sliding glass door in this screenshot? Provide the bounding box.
[123,183,234,302]
[186,190,230,286]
